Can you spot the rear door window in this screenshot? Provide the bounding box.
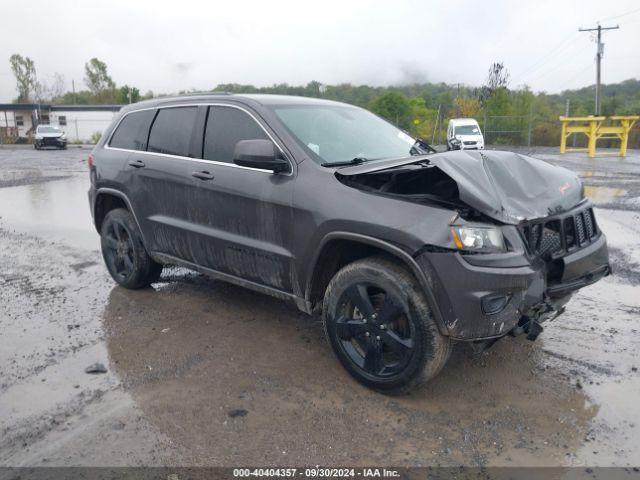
[147,107,198,157]
[203,106,269,163]
[109,109,156,150]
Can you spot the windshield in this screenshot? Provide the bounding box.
[271,104,416,165]
[38,126,62,134]
[454,125,481,136]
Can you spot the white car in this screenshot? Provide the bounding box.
[446,118,484,151]
[34,125,67,150]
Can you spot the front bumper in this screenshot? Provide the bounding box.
[450,143,484,151]
[416,234,610,340]
[35,137,67,148]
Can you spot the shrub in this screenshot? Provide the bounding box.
[90,131,102,144]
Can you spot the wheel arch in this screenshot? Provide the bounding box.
[93,189,147,245]
[304,232,449,336]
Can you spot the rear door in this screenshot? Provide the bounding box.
[104,108,155,214]
[183,104,296,292]
[126,106,200,260]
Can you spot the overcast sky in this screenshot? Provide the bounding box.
[2,0,639,102]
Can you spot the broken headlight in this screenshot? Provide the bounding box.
[450,226,506,253]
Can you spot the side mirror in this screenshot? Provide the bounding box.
[233,139,290,173]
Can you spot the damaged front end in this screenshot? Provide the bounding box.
[335,150,611,344]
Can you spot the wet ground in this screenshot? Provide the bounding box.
[0,145,639,467]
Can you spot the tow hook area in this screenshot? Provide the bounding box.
[469,300,568,354]
[522,317,544,341]
[509,316,544,341]
[510,304,567,341]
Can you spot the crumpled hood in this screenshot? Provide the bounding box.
[336,150,584,224]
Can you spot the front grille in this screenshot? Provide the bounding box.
[42,137,61,145]
[463,141,477,145]
[520,206,598,259]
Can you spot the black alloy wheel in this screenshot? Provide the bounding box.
[100,208,162,289]
[323,257,451,394]
[335,283,414,379]
[103,219,136,282]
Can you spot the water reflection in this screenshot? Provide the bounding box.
[583,185,627,203]
[0,174,98,250]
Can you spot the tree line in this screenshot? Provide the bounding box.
[211,65,640,147]
[8,54,151,105]
[8,55,640,147]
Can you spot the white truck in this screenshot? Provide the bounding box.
[446,118,484,151]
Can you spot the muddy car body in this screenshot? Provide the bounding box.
[88,94,610,393]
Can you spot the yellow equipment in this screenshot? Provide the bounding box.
[559,115,639,158]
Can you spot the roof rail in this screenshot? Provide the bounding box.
[176,91,234,97]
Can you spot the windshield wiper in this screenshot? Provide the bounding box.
[321,157,369,167]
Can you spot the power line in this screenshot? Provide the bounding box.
[578,23,620,115]
[559,63,595,92]
[512,6,637,90]
[527,42,592,85]
[511,32,581,85]
[595,6,640,23]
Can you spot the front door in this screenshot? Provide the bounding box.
[182,105,296,293]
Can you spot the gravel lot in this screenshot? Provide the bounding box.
[0,145,639,467]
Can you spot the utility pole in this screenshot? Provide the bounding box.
[431,104,441,145]
[565,98,577,147]
[72,80,76,105]
[579,23,619,115]
[527,102,533,147]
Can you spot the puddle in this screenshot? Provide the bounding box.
[100,278,596,466]
[575,376,640,466]
[0,343,114,422]
[0,174,98,250]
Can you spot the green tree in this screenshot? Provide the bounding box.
[84,57,116,102]
[453,97,481,118]
[368,92,411,130]
[59,90,94,105]
[9,54,38,102]
[436,90,455,115]
[408,96,438,139]
[117,85,141,104]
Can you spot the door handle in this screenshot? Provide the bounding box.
[192,171,215,181]
[128,159,146,168]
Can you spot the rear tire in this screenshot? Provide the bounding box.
[100,208,162,289]
[323,257,451,394]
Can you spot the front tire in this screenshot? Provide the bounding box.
[100,208,162,289]
[323,257,451,394]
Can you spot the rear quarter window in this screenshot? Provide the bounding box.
[109,109,156,150]
[147,107,198,157]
